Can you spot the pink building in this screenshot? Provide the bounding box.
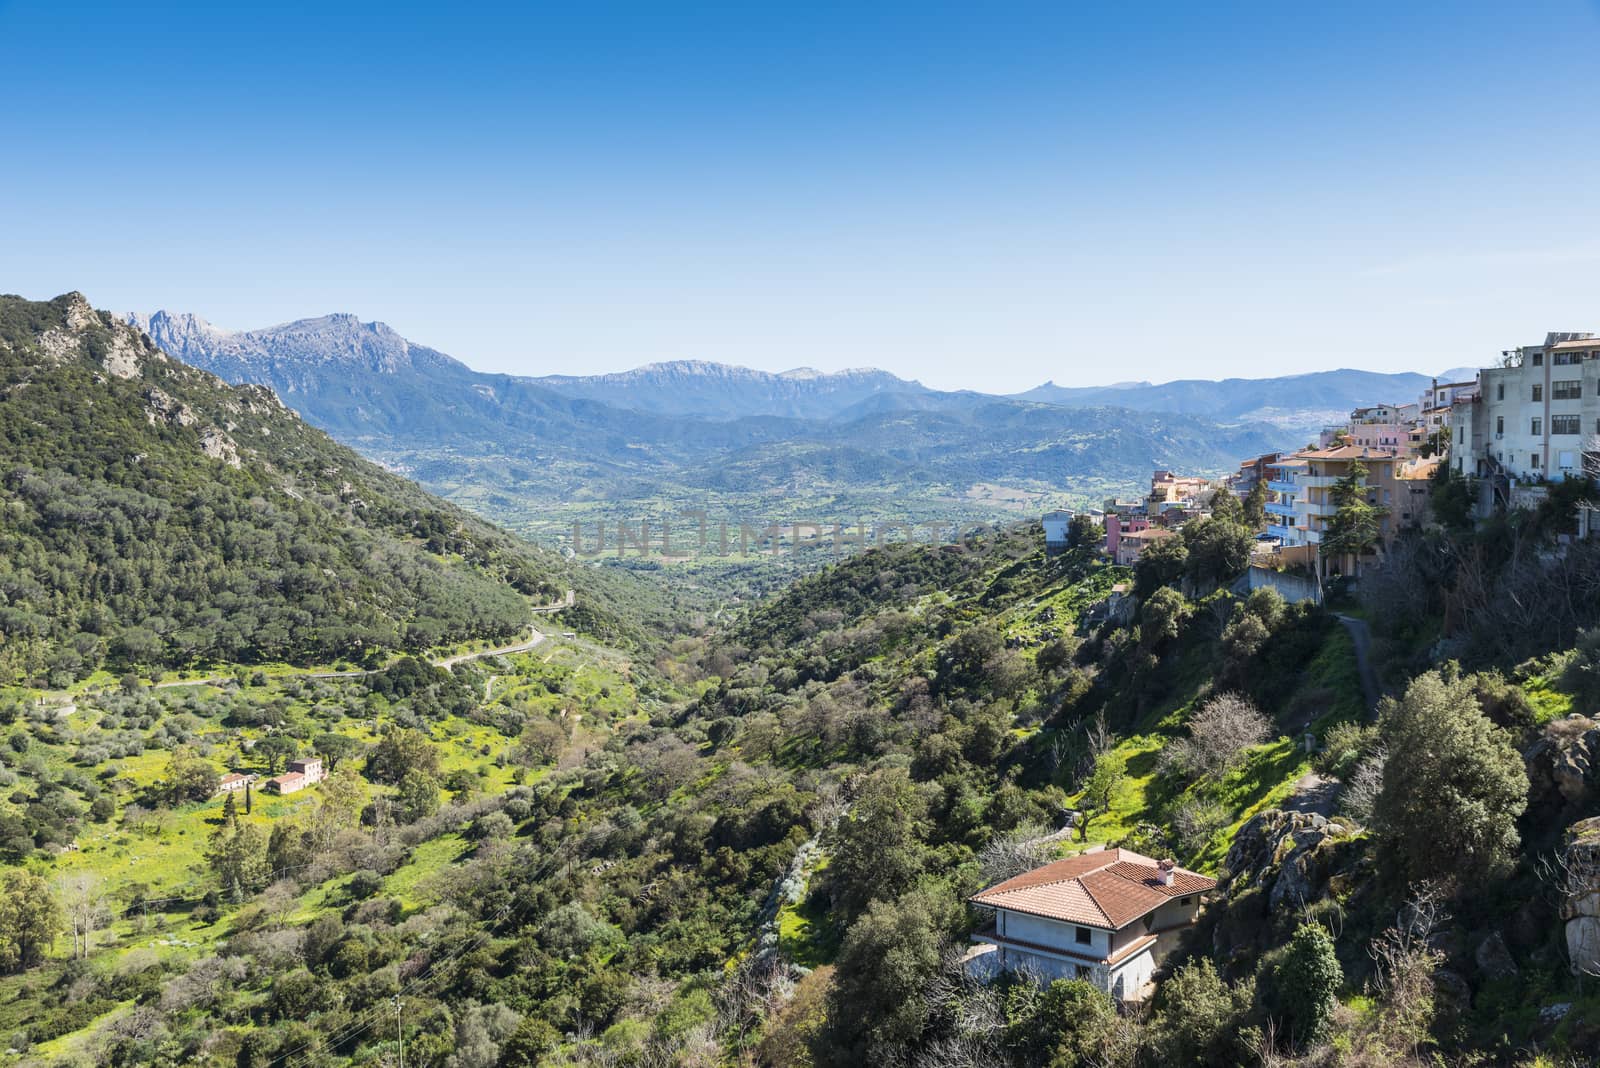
[1104,514,1150,560]
[1114,527,1175,567]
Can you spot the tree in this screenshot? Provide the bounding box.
[394,768,441,823]
[309,767,365,850]
[312,732,362,771]
[1321,460,1385,566]
[514,718,567,767]
[825,768,926,917]
[0,869,61,972]
[818,886,956,1064]
[207,809,269,900]
[56,872,105,960]
[256,733,299,775]
[1077,752,1125,841]
[1367,884,1447,1057]
[1429,464,1474,531]
[1135,537,1189,599]
[1148,959,1255,1066]
[1244,480,1269,528]
[1209,489,1245,526]
[1373,668,1528,886]
[1160,693,1271,782]
[1007,977,1121,1066]
[1141,587,1190,648]
[1277,922,1342,1047]
[1067,514,1101,550]
[366,727,440,785]
[1181,517,1255,590]
[163,745,219,803]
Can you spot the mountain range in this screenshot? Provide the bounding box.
[124,308,1482,546]
[1013,367,1480,428]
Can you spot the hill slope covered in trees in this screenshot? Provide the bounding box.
[0,293,667,684]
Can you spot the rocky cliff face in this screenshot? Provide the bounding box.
[127,310,468,393]
[1211,809,1368,975]
[1526,714,1600,814]
[1561,817,1600,977]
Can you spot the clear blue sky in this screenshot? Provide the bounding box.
[3,1,1599,392]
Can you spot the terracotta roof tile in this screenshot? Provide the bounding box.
[971,850,1216,930]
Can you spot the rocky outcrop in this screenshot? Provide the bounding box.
[199,427,242,468]
[1212,809,1366,972]
[1561,817,1600,977]
[1223,810,1360,909]
[1525,714,1599,813]
[144,387,197,428]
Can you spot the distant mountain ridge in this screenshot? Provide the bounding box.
[122,306,1478,547]
[1014,366,1483,426]
[530,360,937,420]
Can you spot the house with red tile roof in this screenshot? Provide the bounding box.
[265,770,307,795]
[967,847,1215,1000]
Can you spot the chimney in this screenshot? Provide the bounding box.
[1157,858,1176,886]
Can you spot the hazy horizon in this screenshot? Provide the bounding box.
[112,297,1487,394]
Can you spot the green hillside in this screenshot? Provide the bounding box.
[1,305,1598,1066]
[0,294,675,684]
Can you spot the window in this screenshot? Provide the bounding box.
[1553,415,1581,435]
[1553,380,1582,400]
[1556,351,1581,365]
[1075,964,1092,981]
[1532,454,1542,468]
[1074,926,1092,945]
[1179,896,1194,906]
[1560,451,1577,469]
[1497,383,1505,400]
[1533,353,1544,366]
[1532,418,1542,436]
[1496,415,1504,435]
[1533,385,1543,402]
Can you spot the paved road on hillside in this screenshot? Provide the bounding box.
[1335,613,1380,714]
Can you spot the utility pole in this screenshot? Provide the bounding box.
[394,996,404,1068]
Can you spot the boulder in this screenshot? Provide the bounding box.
[1473,930,1518,981]
[1433,968,1472,1012]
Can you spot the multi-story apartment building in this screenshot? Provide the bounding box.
[1264,446,1435,567]
[1317,403,1425,455]
[1419,378,1478,441]
[1230,452,1282,500]
[1449,333,1600,485]
[1147,470,1211,514]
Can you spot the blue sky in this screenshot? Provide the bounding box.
[2,1,1599,392]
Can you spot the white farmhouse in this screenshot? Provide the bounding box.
[1041,510,1073,553]
[967,849,1215,1001]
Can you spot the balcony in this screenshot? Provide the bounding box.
[1267,480,1300,494]
[1265,501,1297,518]
[1265,523,1297,541]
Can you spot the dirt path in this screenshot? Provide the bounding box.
[1335,613,1380,714]
[1283,771,1340,817]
